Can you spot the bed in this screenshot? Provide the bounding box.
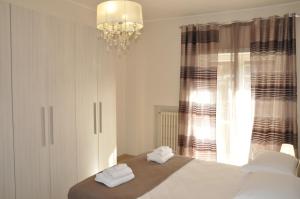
[69,152,300,199]
[68,154,245,199]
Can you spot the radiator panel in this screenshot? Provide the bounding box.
[158,112,178,152]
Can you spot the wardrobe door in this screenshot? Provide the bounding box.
[98,44,117,170]
[75,25,99,181]
[11,6,51,199]
[0,2,15,199]
[48,17,77,199]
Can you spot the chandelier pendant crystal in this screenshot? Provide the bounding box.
[97,0,144,50]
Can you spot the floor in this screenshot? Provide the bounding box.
[117,154,136,163]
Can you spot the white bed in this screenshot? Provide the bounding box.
[139,151,300,199]
[69,151,300,199]
[139,159,245,199]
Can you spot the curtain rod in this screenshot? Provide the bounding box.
[179,13,300,29]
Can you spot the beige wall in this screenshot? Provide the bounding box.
[115,55,128,155]
[3,0,96,27]
[120,1,300,155]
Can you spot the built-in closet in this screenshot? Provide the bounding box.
[0,2,15,199]
[0,2,117,199]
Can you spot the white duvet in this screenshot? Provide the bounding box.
[138,160,246,199]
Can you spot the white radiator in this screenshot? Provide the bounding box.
[158,111,179,152]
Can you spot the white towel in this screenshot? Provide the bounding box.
[154,146,172,154]
[95,172,135,188]
[103,164,133,179]
[147,151,174,164]
[110,163,128,170]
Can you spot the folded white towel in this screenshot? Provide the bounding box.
[152,149,172,157]
[147,151,174,164]
[103,164,133,179]
[95,172,135,188]
[154,146,172,153]
[110,163,127,170]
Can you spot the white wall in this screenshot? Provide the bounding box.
[120,1,300,155]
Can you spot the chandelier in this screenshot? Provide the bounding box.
[97,0,143,50]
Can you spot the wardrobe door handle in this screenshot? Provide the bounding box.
[41,107,46,147]
[49,106,54,145]
[93,102,97,135]
[99,102,102,133]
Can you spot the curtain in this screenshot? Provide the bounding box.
[178,14,298,163]
[216,23,253,165]
[250,15,298,157]
[178,24,219,161]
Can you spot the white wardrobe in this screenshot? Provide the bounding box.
[75,24,117,182]
[0,2,117,199]
[0,2,15,199]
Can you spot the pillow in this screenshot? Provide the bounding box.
[242,151,298,176]
[234,172,300,199]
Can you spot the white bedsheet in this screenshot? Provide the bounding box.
[138,159,246,199]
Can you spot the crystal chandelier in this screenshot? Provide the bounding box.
[97,0,143,50]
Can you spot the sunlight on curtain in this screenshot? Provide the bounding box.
[216,52,254,166]
[190,90,211,104]
[189,90,216,141]
[178,24,219,161]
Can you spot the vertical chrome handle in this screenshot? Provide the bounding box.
[93,102,97,135]
[49,106,54,145]
[41,107,46,146]
[99,102,102,133]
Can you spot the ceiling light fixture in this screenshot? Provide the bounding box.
[97,0,143,50]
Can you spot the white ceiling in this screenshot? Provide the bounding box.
[70,0,298,20]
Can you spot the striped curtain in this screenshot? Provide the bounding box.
[178,24,219,161]
[250,15,298,157]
